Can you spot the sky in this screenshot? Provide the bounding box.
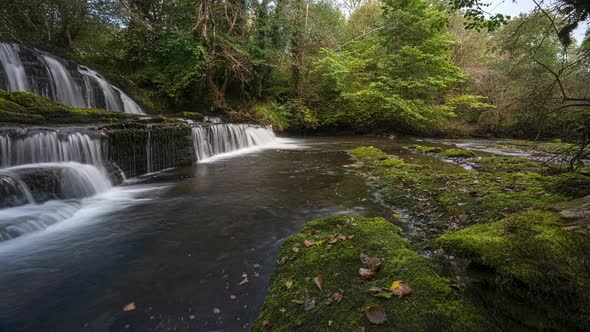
[488,0,588,44]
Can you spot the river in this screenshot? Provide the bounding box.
[0,136,423,332]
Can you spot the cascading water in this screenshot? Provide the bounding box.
[0,162,113,241]
[192,124,277,161]
[0,42,144,114]
[0,127,114,240]
[0,128,103,168]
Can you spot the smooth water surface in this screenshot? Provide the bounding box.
[0,136,425,332]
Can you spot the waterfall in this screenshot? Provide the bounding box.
[0,42,144,114]
[192,124,277,161]
[0,162,113,241]
[0,43,28,91]
[0,128,103,168]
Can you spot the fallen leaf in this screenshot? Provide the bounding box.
[290,298,304,304]
[262,320,270,327]
[330,290,343,303]
[359,268,376,280]
[367,256,381,271]
[325,244,333,251]
[213,307,221,315]
[285,276,294,290]
[292,246,300,253]
[365,304,387,324]
[304,291,316,311]
[229,294,237,300]
[338,234,348,241]
[304,240,315,247]
[122,302,136,312]
[239,277,249,285]
[314,275,324,291]
[390,280,413,297]
[277,256,288,265]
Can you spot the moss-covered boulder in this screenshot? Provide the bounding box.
[438,210,590,330]
[254,215,489,331]
[412,145,443,153]
[439,148,476,158]
[0,89,133,125]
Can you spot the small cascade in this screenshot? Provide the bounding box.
[0,42,144,114]
[0,171,35,208]
[0,128,103,168]
[0,162,112,241]
[192,124,277,161]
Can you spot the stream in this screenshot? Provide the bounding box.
[0,136,421,332]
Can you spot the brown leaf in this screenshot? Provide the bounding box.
[365,304,387,324]
[285,276,294,290]
[390,280,413,297]
[290,298,304,304]
[229,294,237,300]
[277,256,288,265]
[314,275,324,291]
[367,256,381,271]
[359,268,376,280]
[325,244,333,251]
[122,302,136,312]
[328,236,338,244]
[262,320,270,327]
[330,290,343,303]
[239,276,249,285]
[213,307,221,315]
[338,234,348,241]
[304,240,315,247]
[292,246,300,253]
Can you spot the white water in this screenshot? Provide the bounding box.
[0,129,103,168]
[0,43,28,91]
[0,162,113,241]
[0,42,144,114]
[192,124,279,161]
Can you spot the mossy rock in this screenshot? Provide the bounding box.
[439,148,476,158]
[0,90,55,107]
[438,210,590,329]
[0,109,44,124]
[181,112,204,121]
[0,89,132,125]
[412,145,443,153]
[254,215,490,331]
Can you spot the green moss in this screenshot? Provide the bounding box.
[0,90,55,107]
[439,148,476,158]
[412,145,443,153]
[438,210,590,330]
[349,146,389,162]
[254,215,489,331]
[0,89,132,125]
[180,112,204,121]
[0,109,44,124]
